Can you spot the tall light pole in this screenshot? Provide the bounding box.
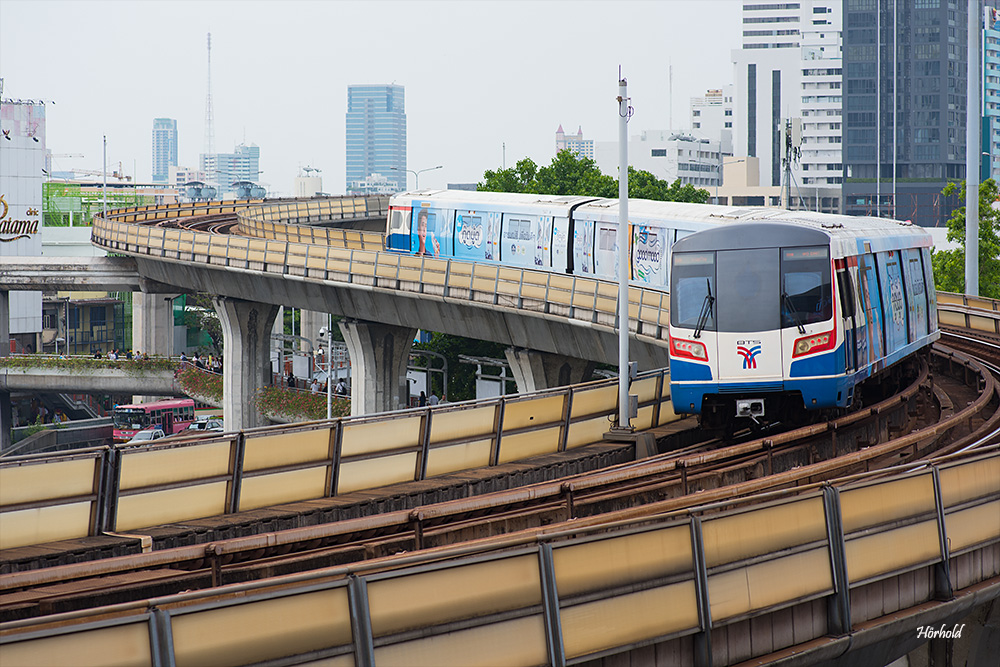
[391,165,442,190]
[616,75,632,432]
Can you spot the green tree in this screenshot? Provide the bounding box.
[413,333,509,402]
[479,150,710,203]
[931,179,1000,299]
[183,294,223,354]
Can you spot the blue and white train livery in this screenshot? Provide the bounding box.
[385,190,719,289]
[667,211,939,431]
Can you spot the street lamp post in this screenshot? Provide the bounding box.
[391,165,442,190]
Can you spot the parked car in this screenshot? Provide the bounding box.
[126,427,166,444]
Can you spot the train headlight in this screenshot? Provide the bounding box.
[792,329,836,358]
[670,337,708,361]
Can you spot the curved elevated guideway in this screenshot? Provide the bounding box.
[0,197,998,667]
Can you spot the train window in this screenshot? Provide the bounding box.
[670,252,716,330]
[717,248,780,333]
[389,209,409,235]
[598,228,616,251]
[780,246,832,328]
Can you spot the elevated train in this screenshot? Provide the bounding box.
[668,213,939,431]
[385,190,939,431]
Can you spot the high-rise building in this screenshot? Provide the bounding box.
[346,85,406,193]
[842,0,977,227]
[731,1,843,196]
[595,131,723,189]
[200,143,260,197]
[689,87,734,156]
[151,118,178,183]
[985,5,1000,180]
[555,125,595,159]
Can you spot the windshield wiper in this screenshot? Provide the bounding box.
[782,291,806,334]
[694,278,715,339]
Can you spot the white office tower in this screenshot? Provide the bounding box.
[294,166,323,198]
[689,87,734,156]
[731,1,843,201]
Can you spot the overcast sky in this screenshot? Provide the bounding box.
[1,0,742,196]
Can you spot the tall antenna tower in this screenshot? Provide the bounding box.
[204,33,216,188]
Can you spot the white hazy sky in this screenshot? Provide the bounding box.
[1,0,742,196]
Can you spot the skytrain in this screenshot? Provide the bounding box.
[385,190,940,432]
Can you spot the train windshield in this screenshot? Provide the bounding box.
[716,249,780,333]
[780,246,832,328]
[671,252,716,331]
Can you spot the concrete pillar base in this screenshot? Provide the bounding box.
[213,296,280,431]
[505,347,596,394]
[339,319,416,416]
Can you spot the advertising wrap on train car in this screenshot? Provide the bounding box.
[632,224,667,285]
[410,203,453,258]
[454,208,503,263]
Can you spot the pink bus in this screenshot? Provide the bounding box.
[112,398,197,443]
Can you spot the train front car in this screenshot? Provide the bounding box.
[668,220,845,433]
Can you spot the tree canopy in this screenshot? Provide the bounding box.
[931,179,1000,299]
[478,150,710,203]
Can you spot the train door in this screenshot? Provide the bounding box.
[551,215,570,272]
[878,251,908,353]
[715,248,783,386]
[572,217,595,275]
[858,254,884,365]
[902,248,928,341]
[593,222,619,279]
[836,259,857,373]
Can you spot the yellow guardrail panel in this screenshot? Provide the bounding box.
[425,439,493,477]
[0,620,154,667]
[938,455,1000,507]
[373,615,547,667]
[368,554,541,637]
[840,474,937,533]
[570,384,618,418]
[420,259,448,286]
[0,457,96,505]
[498,426,561,463]
[0,502,93,550]
[708,547,832,622]
[562,580,698,660]
[428,405,496,444]
[944,500,1000,553]
[702,496,827,568]
[115,482,229,532]
[503,394,564,430]
[239,467,329,512]
[844,520,941,584]
[118,441,232,491]
[337,452,417,495]
[341,417,421,457]
[170,587,352,667]
[565,415,612,449]
[938,310,966,328]
[243,428,332,471]
[632,376,659,403]
[553,525,693,598]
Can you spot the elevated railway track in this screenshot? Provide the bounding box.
[1,197,998,666]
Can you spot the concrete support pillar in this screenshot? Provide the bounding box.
[1,290,11,451]
[132,292,176,357]
[505,347,596,394]
[339,319,415,417]
[213,296,280,432]
[300,309,326,353]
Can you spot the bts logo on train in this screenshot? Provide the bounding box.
[736,341,762,370]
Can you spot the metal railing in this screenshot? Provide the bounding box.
[2,449,996,667]
[0,370,673,550]
[937,291,1000,335]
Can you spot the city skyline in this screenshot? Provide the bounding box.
[0,0,743,196]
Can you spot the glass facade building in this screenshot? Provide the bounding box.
[200,143,260,197]
[346,85,406,193]
[152,118,178,184]
[842,0,975,227]
[985,6,1000,180]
